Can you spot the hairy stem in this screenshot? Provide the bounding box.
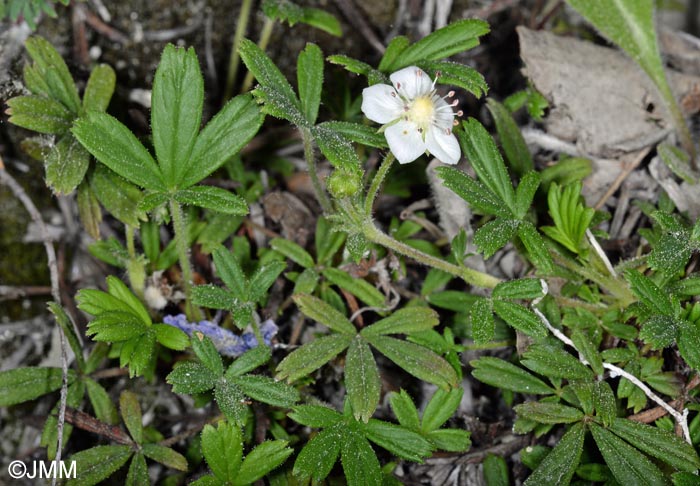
[364,152,394,216]
[223,0,254,102]
[362,221,501,289]
[125,225,145,299]
[169,200,202,321]
[301,127,332,213]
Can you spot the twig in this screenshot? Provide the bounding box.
[586,229,617,278]
[332,0,386,54]
[0,158,72,484]
[532,278,692,444]
[158,415,222,447]
[62,408,134,445]
[594,147,650,210]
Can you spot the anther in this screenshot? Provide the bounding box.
[453,120,459,126]
[416,70,422,77]
[456,110,463,117]
[435,71,441,78]
[447,91,455,98]
[450,100,459,107]
[396,82,401,89]
[445,128,451,135]
[391,92,396,97]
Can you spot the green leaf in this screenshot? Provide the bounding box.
[363,419,434,461]
[524,422,585,486]
[471,357,555,395]
[233,374,300,407]
[297,43,323,125]
[212,246,247,298]
[293,426,342,482]
[522,345,594,380]
[609,418,700,473]
[201,422,242,482]
[192,333,224,376]
[673,472,700,486]
[85,378,119,424]
[137,191,169,214]
[77,179,102,239]
[226,346,271,378]
[387,19,490,70]
[418,60,488,98]
[153,323,189,350]
[6,95,73,134]
[346,336,380,422]
[126,453,148,486]
[174,186,248,214]
[518,222,554,273]
[91,164,145,227]
[484,454,510,486]
[141,443,188,471]
[492,300,548,338]
[340,428,383,486]
[366,335,458,388]
[422,388,463,432]
[239,38,305,126]
[181,93,263,188]
[459,118,517,215]
[541,182,594,254]
[86,311,147,342]
[106,275,151,324]
[515,402,584,424]
[271,238,314,268]
[435,166,511,218]
[72,111,164,191]
[236,440,293,485]
[151,45,203,188]
[487,99,533,175]
[426,290,479,312]
[82,64,116,112]
[378,36,410,71]
[571,330,604,376]
[361,307,439,337]
[299,7,342,36]
[624,269,675,316]
[214,379,248,423]
[45,134,91,194]
[24,36,81,113]
[590,422,668,486]
[119,391,143,444]
[474,218,520,258]
[248,261,286,302]
[67,445,132,486]
[327,55,387,85]
[167,361,219,394]
[323,268,384,307]
[192,285,236,310]
[427,428,472,452]
[639,315,680,349]
[311,124,362,171]
[470,297,495,344]
[289,404,343,428]
[678,321,700,371]
[593,381,617,427]
[515,171,541,219]
[317,121,387,148]
[493,278,545,301]
[389,390,420,431]
[276,333,354,382]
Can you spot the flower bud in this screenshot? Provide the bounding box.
[327,169,362,198]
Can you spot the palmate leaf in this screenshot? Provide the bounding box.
[540,182,593,254]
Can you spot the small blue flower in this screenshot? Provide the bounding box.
[163,314,278,357]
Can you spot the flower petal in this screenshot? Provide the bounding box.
[385,120,426,164]
[390,66,432,99]
[361,84,404,123]
[425,128,460,165]
[432,96,456,130]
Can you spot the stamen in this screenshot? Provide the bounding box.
[391,91,396,97]
[456,110,463,117]
[453,119,459,126]
[445,128,451,135]
[447,91,455,98]
[416,69,422,77]
[396,82,401,90]
[450,100,459,107]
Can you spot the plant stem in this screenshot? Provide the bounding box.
[169,199,202,321]
[301,127,333,213]
[125,225,145,299]
[362,221,501,289]
[241,16,275,93]
[364,152,394,215]
[657,80,697,168]
[223,0,254,102]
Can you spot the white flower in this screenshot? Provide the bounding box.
[361,66,462,165]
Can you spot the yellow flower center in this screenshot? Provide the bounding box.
[408,96,434,130]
